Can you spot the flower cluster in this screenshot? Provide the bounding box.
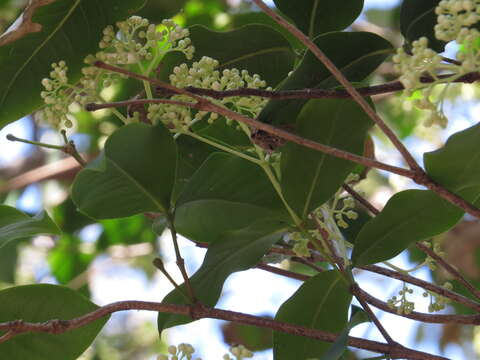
[223,345,254,360]
[423,282,453,312]
[40,16,192,129]
[387,283,415,315]
[435,0,480,42]
[156,344,254,360]
[147,56,270,131]
[392,0,480,127]
[40,61,75,128]
[157,343,200,360]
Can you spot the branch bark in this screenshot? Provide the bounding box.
[0,301,449,360]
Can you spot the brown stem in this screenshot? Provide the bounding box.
[180,72,480,100]
[360,288,480,325]
[0,301,448,359]
[256,263,309,281]
[251,0,421,172]
[361,265,480,313]
[86,96,415,179]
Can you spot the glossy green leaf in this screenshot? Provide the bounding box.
[159,24,295,87]
[258,31,393,125]
[175,153,289,243]
[72,123,177,219]
[273,271,351,360]
[0,284,108,360]
[0,205,60,249]
[281,99,373,219]
[273,0,363,38]
[0,0,146,129]
[0,241,18,283]
[424,123,480,204]
[352,190,463,266]
[400,0,444,52]
[158,220,286,332]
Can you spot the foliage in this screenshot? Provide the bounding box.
[1,1,480,360]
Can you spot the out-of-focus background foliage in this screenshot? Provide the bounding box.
[1,0,480,359]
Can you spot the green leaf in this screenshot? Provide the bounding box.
[0,284,108,360]
[400,0,444,52]
[159,24,295,87]
[352,190,463,266]
[258,31,393,125]
[0,241,18,283]
[175,153,289,243]
[273,0,363,38]
[0,205,60,249]
[157,220,286,332]
[281,99,373,219]
[273,270,351,360]
[424,123,480,204]
[72,123,177,219]
[319,305,371,360]
[0,0,146,129]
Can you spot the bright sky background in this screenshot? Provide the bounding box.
[0,0,474,359]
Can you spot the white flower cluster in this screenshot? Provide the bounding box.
[147,56,270,130]
[423,282,453,312]
[157,343,200,360]
[223,345,254,360]
[39,61,75,128]
[392,0,480,127]
[435,0,480,41]
[387,283,415,315]
[39,16,192,129]
[156,344,254,360]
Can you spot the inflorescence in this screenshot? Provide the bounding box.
[393,0,480,127]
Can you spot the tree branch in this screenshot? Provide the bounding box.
[251,0,421,172]
[0,301,448,359]
[360,288,480,325]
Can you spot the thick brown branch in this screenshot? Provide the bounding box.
[0,301,448,359]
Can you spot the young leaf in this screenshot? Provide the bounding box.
[352,190,463,266]
[157,220,286,332]
[175,153,289,243]
[72,123,177,219]
[281,99,373,219]
[0,205,60,250]
[273,0,363,38]
[424,123,480,204]
[0,284,108,360]
[273,270,352,360]
[258,31,393,125]
[159,24,295,87]
[400,0,444,52]
[0,0,146,129]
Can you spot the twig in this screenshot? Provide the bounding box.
[359,288,480,325]
[361,265,480,313]
[416,242,480,301]
[86,95,415,179]
[179,72,480,101]
[0,300,448,359]
[251,0,421,172]
[256,263,309,281]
